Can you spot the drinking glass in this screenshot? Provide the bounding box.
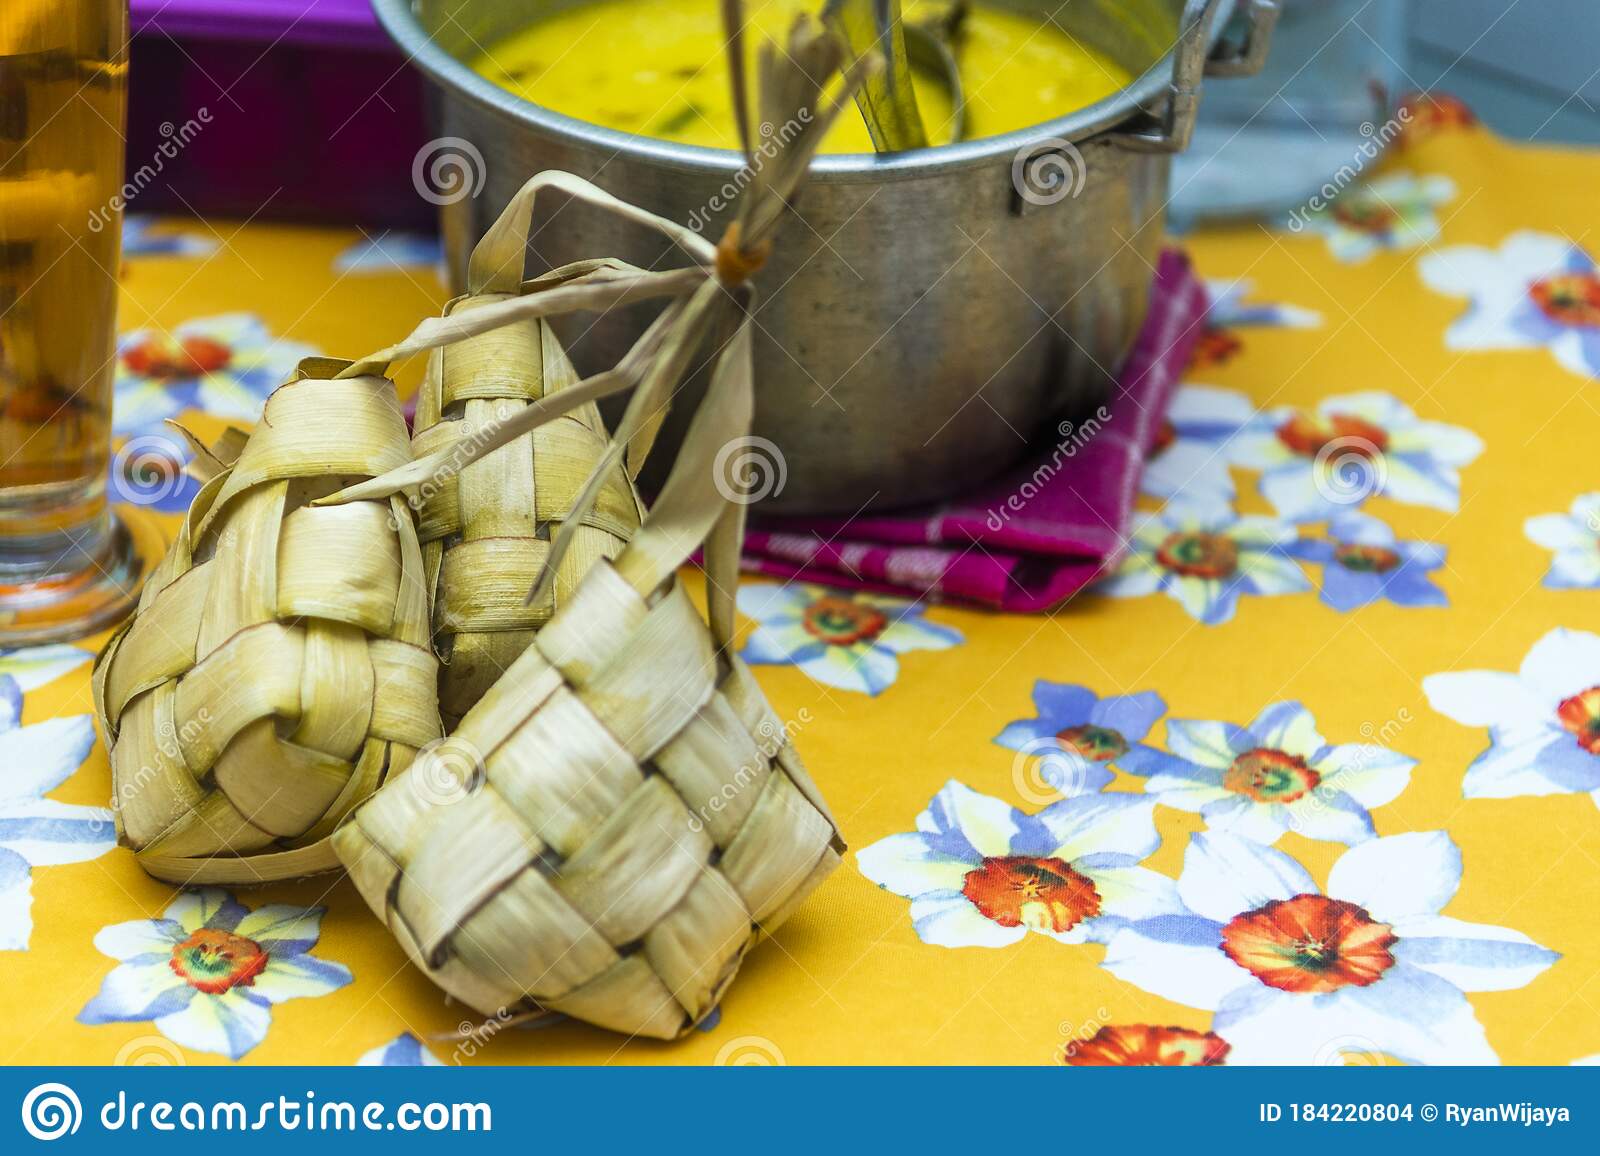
[0,0,145,644]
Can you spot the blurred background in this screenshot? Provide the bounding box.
[1408,0,1599,143]
[122,0,1599,231]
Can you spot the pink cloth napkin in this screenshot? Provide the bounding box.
[740,249,1209,612]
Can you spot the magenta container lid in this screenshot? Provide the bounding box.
[130,0,391,50]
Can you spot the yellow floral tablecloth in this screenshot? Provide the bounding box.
[6,105,1600,1067]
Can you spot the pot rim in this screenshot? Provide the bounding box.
[372,0,1236,181]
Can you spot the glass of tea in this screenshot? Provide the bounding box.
[0,0,145,644]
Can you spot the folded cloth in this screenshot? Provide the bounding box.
[740,249,1209,612]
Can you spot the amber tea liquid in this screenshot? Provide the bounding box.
[0,1,138,639]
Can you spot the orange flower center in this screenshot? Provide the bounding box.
[1222,748,1321,803]
[1062,1024,1231,1066]
[1399,93,1477,134]
[1220,894,1397,993]
[800,597,887,646]
[1189,327,1242,369]
[1556,686,1600,756]
[1276,412,1390,459]
[1155,531,1239,580]
[1332,198,1398,233]
[169,928,269,995]
[1530,274,1600,328]
[1055,723,1128,763]
[122,334,233,378]
[1334,543,1401,573]
[962,855,1101,934]
[1150,418,1177,458]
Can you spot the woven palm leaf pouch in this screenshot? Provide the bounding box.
[327,15,863,1038]
[92,359,442,884]
[411,252,645,726]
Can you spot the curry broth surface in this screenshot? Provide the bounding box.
[473,0,1132,152]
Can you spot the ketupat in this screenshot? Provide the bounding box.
[408,264,643,726]
[92,359,442,884]
[334,542,843,1037]
[326,12,864,1038]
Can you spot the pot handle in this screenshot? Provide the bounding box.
[1113,0,1280,154]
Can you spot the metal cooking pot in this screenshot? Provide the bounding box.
[374,0,1278,513]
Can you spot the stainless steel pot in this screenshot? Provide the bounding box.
[374,0,1277,513]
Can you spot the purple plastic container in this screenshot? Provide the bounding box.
[126,0,432,227]
[131,0,390,46]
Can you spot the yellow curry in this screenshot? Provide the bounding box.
[474,0,1133,152]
